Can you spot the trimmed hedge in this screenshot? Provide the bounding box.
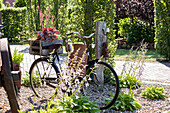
[1,7,26,42]
[154,0,170,59]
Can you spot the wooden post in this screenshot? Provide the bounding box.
[95,21,107,83]
[1,38,20,113]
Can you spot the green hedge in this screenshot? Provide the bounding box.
[154,0,170,59]
[1,7,26,42]
[118,17,154,43]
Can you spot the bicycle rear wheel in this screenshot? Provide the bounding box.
[29,57,59,98]
[85,61,119,110]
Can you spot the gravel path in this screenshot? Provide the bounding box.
[0,83,169,113]
[0,45,169,113]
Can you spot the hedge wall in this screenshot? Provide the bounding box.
[154,0,170,59]
[0,7,26,42]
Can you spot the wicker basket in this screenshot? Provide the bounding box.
[29,40,63,56]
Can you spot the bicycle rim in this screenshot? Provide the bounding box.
[85,61,119,110]
[29,58,59,98]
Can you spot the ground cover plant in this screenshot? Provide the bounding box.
[141,86,167,100]
[109,89,142,111]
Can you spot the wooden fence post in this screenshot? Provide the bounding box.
[1,38,20,113]
[95,21,109,83]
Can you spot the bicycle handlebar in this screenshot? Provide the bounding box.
[66,32,95,39]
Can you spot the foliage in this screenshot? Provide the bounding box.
[1,7,26,42]
[72,95,100,113]
[154,0,170,60]
[21,72,31,86]
[119,42,147,88]
[118,17,154,43]
[13,0,26,7]
[109,89,142,111]
[12,48,24,64]
[106,40,117,68]
[118,75,142,88]
[141,86,167,100]
[0,0,4,8]
[19,95,100,113]
[114,0,154,24]
[25,0,116,47]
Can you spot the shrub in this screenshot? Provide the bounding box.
[109,89,142,111]
[1,7,26,42]
[154,0,170,60]
[118,17,154,43]
[141,86,167,100]
[13,0,26,7]
[118,75,142,88]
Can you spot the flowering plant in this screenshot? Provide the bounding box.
[37,27,60,41]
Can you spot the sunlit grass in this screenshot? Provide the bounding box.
[115,49,165,61]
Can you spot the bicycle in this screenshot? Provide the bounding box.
[29,32,120,110]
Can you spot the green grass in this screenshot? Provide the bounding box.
[114,49,165,61]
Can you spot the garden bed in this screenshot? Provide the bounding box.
[0,83,169,113]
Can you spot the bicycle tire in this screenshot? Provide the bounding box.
[29,57,59,98]
[85,61,119,110]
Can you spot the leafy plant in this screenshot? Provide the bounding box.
[109,89,142,111]
[12,48,24,64]
[119,42,147,88]
[72,95,100,113]
[21,72,40,86]
[118,75,142,88]
[21,72,30,86]
[19,95,100,113]
[141,86,167,100]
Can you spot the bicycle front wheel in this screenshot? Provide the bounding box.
[29,57,59,98]
[85,61,119,110]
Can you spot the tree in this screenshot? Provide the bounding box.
[114,0,154,24]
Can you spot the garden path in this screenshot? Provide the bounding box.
[10,45,170,85]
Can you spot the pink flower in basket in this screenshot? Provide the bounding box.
[37,28,60,41]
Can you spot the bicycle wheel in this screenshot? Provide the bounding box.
[29,57,59,98]
[85,61,119,110]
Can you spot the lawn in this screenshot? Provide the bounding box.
[114,49,165,61]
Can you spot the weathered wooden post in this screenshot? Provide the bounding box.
[95,21,109,83]
[0,38,20,113]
